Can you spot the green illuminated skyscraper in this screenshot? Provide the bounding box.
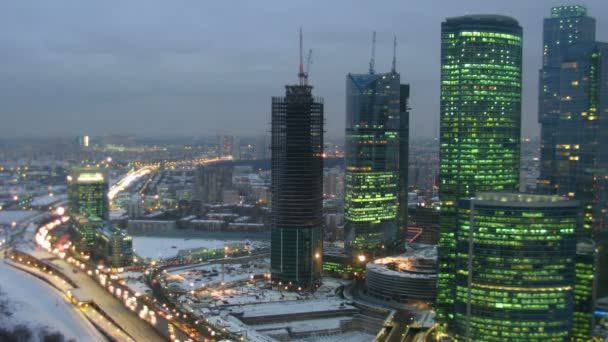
[67,168,109,220]
[454,193,579,341]
[344,37,409,258]
[437,15,523,326]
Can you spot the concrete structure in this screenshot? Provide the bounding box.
[270,45,324,289]
[365,244,436,305]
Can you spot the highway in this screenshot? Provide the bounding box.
[4,259,134,342]
[45,257,166,342]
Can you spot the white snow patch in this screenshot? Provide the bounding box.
[0,262,104,341]
[132,236,254,260]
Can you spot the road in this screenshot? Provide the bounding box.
[4,259,134,342]
[43,256,166,342]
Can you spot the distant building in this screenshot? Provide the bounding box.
[67,168,109,220]
[193,162,233,204]
[255,135,270,160]
[437,14,523,325]
[270,43,324,289]
[96,223,133,267]
[73,215,133,267]
[453,193,579,341]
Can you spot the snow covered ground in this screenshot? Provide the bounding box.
[292,331,375,342]
[132,236,257,259]
[0,261,104,341]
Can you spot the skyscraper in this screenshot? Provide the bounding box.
[536,6,608,337]
[67,168,109,220]
[454,193,579,341]
[437,15,523,326]
[270,31,324,290]
[344,36,409,257]
[537,5,606,235]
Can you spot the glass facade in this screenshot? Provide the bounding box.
[67,168,109,221]
[537,7,608,338]
[344,72,409,257]
[437,15,523,326]
[270,84,324,290]
[454,193,579,341]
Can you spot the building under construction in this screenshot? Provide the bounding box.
[270,30,324,290]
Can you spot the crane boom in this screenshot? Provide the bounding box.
[369,31,376,75]
[305,49,313,85]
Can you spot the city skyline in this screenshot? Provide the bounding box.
[2,1,608,140]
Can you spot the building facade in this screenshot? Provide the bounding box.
[344,70,409,257]
[536,6,608,338]
[437,15,523,325]
[453,193,579,341]
[270,83,324,289]
[67,168,109,220]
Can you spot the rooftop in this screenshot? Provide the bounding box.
[551,5,587,18]
[444,14,520,29]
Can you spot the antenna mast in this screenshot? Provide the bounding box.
[369,31,376,75]
[298,28,306,85]
[392,35,397,73]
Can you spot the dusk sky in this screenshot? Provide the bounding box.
[2,1,607,139]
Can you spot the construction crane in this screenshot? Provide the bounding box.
[298,28,306,85]
[305,49,313,85]
[369,30,376,75]
[392,35,397,73]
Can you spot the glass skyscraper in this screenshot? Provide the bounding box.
[454,193,579,341]
[344,70,409,257]
[67,168,109,221]
[437,15,523,326]
[270,82,324,290]
[536,6,608,338]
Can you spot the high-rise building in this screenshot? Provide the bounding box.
[270,33,324,289]
[67,168,109,220]
[537,5,607,235]
[344,38,409,257]
[536,6,608,338]
[452,193,579,341]
[437,15,523,325]
[193,162,233,204]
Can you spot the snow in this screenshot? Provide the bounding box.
[236,299,356,318]
[29,194,67,206]
[292,331,375,342]
[0,261,104,341]
[253,316,351,333]
[0,211,41,225]
[132,236,254,259]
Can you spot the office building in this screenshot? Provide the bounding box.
[344,39,409,257]
[67,168,109,220]
[453,193,579,341]
[437,15,523,324]
[536,6,608,338]
[537,5,607,236]
[270,33,324,289]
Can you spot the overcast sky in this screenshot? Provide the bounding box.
[1,1,607,139]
